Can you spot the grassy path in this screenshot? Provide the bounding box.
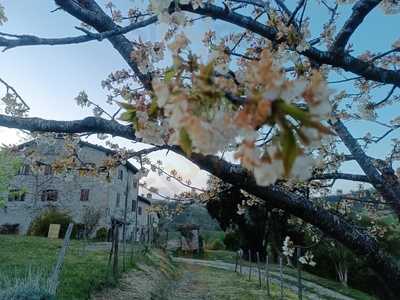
[168,262,297,300]
[173,257,356,300]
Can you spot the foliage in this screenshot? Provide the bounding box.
[200,230,225,246]
[207,238,225,250]
[0,3,7,25]
[94,227,108,241]
[302,212,400,299]
[81,207,102,237]
[223,230,241,251]
[27,209,74,238]
[0,149,21,207]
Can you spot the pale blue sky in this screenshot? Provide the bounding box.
[0,0,398,196]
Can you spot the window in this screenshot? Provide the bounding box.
[8,189,25,202]
[43,165,53,176]
[118,169,123,181]
[80,189,90,201]
[116,193,120,207]
[18,164,31,175]
[41,190,58,201]
[138,206,142,215]
[131,200,136,212]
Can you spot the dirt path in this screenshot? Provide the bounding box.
[168,263,213,300]
[173,257,355,300]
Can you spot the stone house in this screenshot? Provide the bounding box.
[0,137,157,240]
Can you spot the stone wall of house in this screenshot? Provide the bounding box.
[0,138,140,237]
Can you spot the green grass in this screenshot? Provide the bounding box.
[0,234,132,300]
[204,249,237,262]
[180,250,376,300]
[175,263,297,300]
[267,265,377,300]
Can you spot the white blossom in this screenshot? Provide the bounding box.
[299,251,316,267]
[282,236,295,257]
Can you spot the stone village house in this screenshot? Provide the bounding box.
[0,136,158,240]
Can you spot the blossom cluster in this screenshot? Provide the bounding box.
[298,251,317,267]
[282,236,295,257]
[121,41,333,186]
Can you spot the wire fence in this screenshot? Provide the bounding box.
[234,248,305,300]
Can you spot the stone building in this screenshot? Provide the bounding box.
[0,136,157,239]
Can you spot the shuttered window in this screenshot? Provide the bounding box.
[41,190,58,201]
[80,189,90,201]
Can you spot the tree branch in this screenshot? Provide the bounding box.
[332,119,400,218]
[55,0,153,90]
[0,113,400,292]
[0,16,157,51]
[331,0,381,52]
[311,172,373,183]
[178,3,400,87]
[0,114,136,140]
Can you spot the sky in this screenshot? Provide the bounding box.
[0,0,398,197]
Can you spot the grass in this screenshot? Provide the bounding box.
[177,249,376,300]
[0,234,133,300]
[91,248,179,300]
[174,263,297,300]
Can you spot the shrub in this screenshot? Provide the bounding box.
[95,227,108,241]
[223,231,240,251]
[28,209,74,238]
[208,239,225,250]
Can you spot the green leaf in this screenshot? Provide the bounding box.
[280,128,298,176]
[277,101,311,125]
[119,110,137,122]
[164,68,175,82]
[179,128,192,156]
[148,98,158,119]
[116,101,136,111]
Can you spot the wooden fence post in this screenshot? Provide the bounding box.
[122,223,126,271]
[248,249,252,281]
[297,248,303,300]
[279,255,284,299]
[256,252,261,288]
[235,250,239,273]
[49,223,74,296]
[108,222,115,270]
[113,223,119,279]
[239,249,242,274]
[265,254,270,296]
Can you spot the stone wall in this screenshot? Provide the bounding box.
[0,138,141,237]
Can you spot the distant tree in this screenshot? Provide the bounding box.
[0,149,21,207]
[81,207,102,237]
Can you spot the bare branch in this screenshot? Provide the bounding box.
[0,77,30,111]
[0,16,157,51]
[372,85,397,108]
[55,0,154,89]
[331,0,381,52]
[332,119,400,217]
[311,172,373,183]
[177,3,400,87]
[287,0,306,26]
[0,114,136,140]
